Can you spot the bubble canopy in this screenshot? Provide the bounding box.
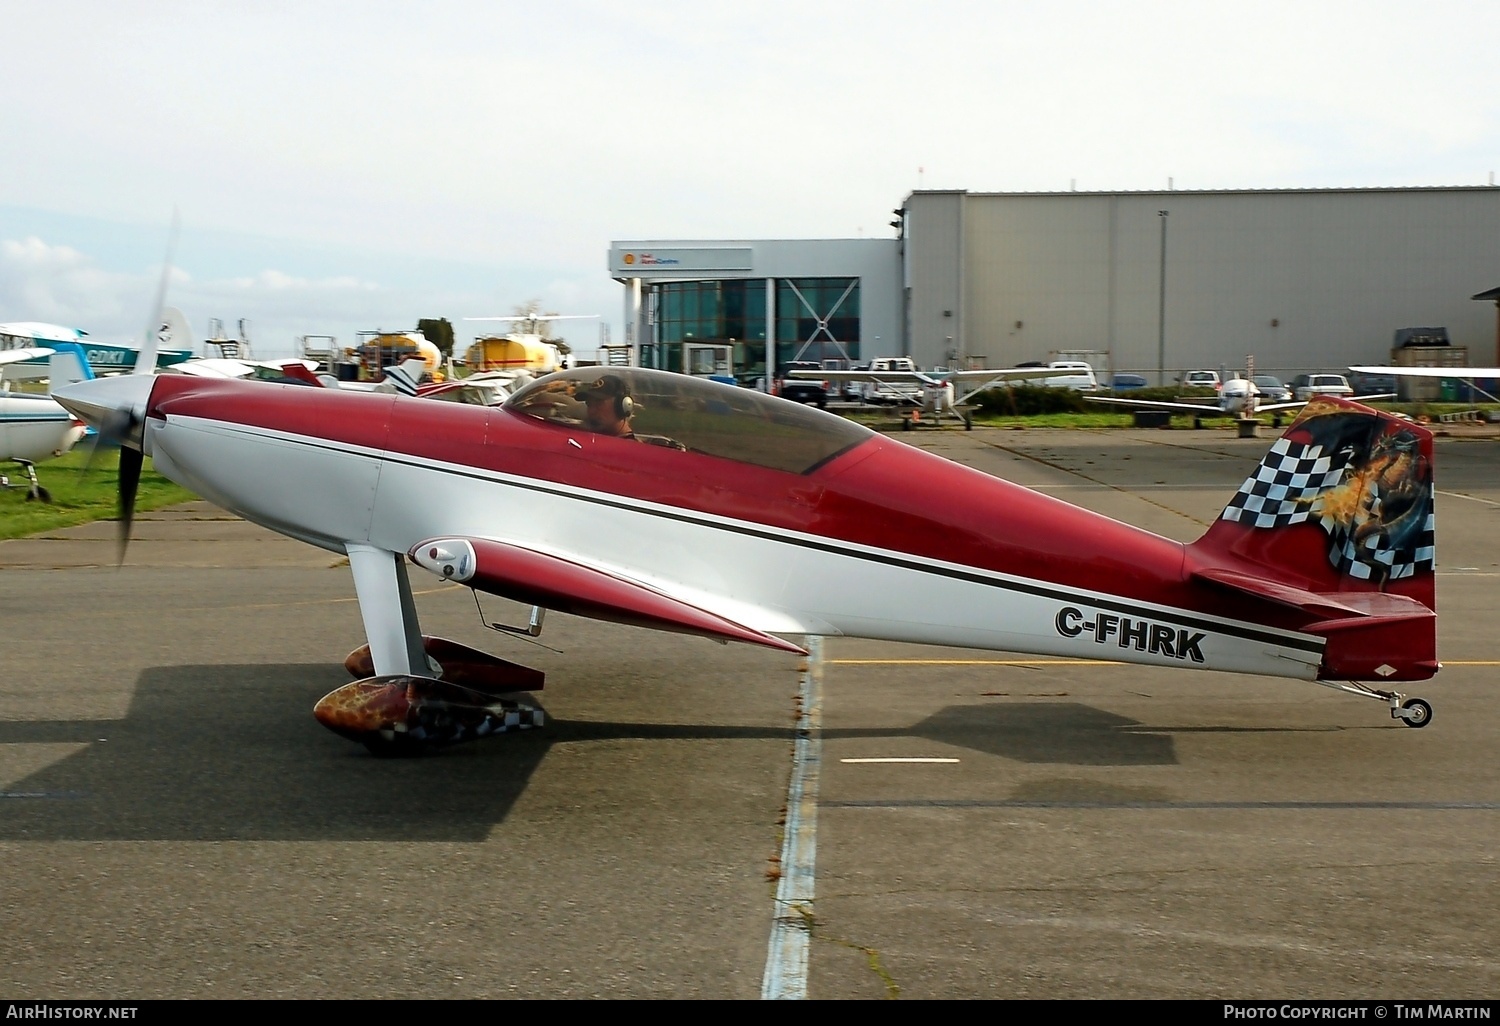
[505,367,873,475]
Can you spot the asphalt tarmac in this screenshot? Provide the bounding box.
[2,424,1497,999]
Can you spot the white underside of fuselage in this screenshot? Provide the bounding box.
[147,414,1324,682]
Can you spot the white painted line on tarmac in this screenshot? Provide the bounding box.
[1438,489,1500,507]
[761,635,823,1001]
[840,757,960,764]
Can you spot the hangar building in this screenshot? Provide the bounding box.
[612,185,1500,383]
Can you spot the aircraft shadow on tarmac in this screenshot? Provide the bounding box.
[881,702,1179,766]
[0,667,1232,841]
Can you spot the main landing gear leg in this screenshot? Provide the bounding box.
[3,460,50,503]
[345,543,430,676]
[1315,679,1433,728]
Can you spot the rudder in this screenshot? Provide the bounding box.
[1187,398,1437,681]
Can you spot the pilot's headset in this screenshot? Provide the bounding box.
[583,375,634,418]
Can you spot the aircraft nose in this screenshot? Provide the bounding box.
[52,374,158,450]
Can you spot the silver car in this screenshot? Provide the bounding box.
[1252,375,1291,402]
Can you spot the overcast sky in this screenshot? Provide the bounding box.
[3,0,1498,359]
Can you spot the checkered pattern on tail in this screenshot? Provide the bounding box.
[1323,501,1434,581]
[1220,437,1345,529]
[1220,437,1435,581]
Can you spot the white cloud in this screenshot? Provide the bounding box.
[222,270,377,293]
[0,236,140,327]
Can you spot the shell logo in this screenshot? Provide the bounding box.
[623,253,635,265]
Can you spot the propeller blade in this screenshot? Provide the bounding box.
[134,208,180,377]
[117,445,143,565]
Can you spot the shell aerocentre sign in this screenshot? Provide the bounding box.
[609,246,754,278]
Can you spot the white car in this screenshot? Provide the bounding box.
[1024,360,1098,391]
[1180,370,1221,390]
[863,357,924,404]
[1291,373,1354,401]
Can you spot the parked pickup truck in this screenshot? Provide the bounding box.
[776,362,828,408]
[863,357,923,404]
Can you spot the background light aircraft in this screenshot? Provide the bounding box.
[789,364,1078,428]
[54,320,1443,756]
[2,344,93,501]
[1087,371,1394,425]
[0,319,192,376]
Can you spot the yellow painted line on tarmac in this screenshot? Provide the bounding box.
[831,657,1500,667]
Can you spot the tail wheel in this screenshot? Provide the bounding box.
[1401,698,1432,728]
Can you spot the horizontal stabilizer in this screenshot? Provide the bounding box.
[409,536,807,655]
[1191,567,1431,620]
[1301,608,1439,682]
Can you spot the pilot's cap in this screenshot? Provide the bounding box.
[576,374,629,403]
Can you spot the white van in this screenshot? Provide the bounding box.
[1025,360,1099,391]
[864,356,923,403]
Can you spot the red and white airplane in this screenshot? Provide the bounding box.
[53,356,1440,754]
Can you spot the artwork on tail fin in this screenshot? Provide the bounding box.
[1218,398,1433,583]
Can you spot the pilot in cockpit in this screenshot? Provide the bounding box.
[575,373,687,450]
[576,374,637,438]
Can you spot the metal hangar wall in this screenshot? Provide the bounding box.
[903,186,1500,382]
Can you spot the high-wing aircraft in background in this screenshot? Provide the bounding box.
[2,344,93,501]
[55,352,1441,756]
[789,364,1079,428]
[0,319,193,375]
[1086,373,1395,425]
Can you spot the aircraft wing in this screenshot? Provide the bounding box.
[464,314,600,322]
[1088,394,1394,416]
[409,536,808,655]
[1349,365,1500,378]
[944,367,1083,402]
[789,369,940,383]
[0,346,58,382]
[0,346,55,365]
[169,358,256,378]
[788,367,1076,386]
[945,367,1076,383]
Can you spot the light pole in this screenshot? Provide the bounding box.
[1157,209,1169,386]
